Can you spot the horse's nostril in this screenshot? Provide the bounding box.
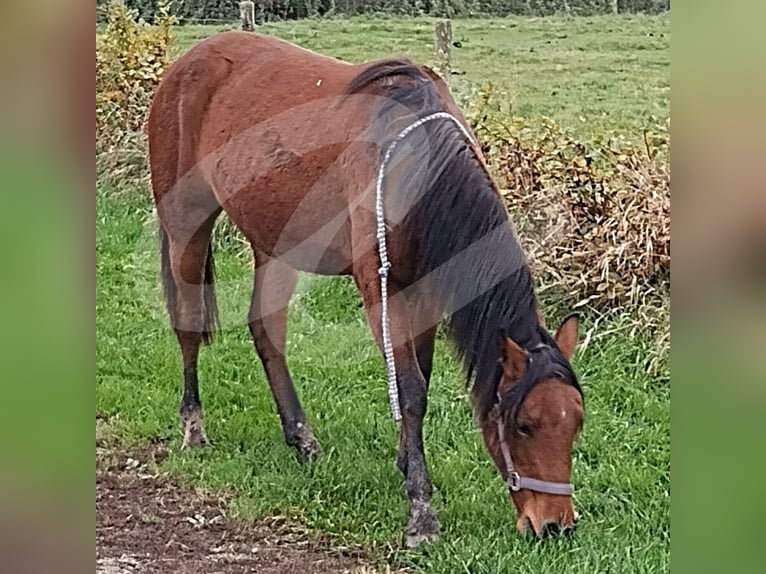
[540,522,561,538]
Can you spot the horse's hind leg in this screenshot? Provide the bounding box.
[249,250,322,460]
[160,209,221,448]
[157,169,221,448]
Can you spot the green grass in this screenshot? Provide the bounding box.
[171,14,669,140]
[96,187,669,572]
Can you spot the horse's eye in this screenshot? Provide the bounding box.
[517,422,533,437]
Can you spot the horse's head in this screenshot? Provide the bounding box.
[480,315,583,538]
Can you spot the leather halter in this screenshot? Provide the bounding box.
[495,344,574,496]
[495,417,573,496]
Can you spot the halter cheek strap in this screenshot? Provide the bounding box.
[496,418,574,496]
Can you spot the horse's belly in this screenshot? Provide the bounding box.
[276,233,353,276]
[255,200,354,274]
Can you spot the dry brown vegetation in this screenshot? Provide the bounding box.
[465,85,670,311]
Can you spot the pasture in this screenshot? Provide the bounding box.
[172,14,669,140]
[96,14,669,573]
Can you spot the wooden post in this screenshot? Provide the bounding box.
[434,20,452,83]
[240,1,255,31]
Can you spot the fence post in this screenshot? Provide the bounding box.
[610,0,619,13]
[240,1,255,31]
[434,20,452,83]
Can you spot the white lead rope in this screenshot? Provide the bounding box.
[375,112,475,421]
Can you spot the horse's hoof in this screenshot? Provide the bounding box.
[296,435,323,461]
[182,431,208,449]
[403,529,440,549]
[180,409,209,449]
[403,501,440,548]
[287,423,323,461]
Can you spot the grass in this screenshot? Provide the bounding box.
[96,184,669,572]
[171,14,669,141]
[97,14,669,573]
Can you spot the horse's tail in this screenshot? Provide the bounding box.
[160,225,219,345]
[200,239,220,344]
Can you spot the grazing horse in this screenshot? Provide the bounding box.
[148,31,584,546]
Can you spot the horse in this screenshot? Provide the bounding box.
[148,31,584,546]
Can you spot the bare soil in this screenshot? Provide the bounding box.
[96,445,371,574]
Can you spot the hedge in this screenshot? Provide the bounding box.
[96,0,669,23]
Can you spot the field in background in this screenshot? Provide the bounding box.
[97,14,670,574]
[173,14,669,140]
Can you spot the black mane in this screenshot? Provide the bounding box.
[346,59,580,423]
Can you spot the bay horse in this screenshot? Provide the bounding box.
[148,31,584,546]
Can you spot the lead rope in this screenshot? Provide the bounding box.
[376,112,475,421]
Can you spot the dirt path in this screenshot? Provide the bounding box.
[96,445,374,574]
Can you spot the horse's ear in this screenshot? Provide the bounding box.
[554,314,579,361]
[499,336,528,393]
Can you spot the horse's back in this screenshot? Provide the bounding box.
[150,31,356,164]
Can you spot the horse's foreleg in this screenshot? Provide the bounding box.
[397,321,437,477]
[355,269,440,547]
[396,360,440,548]
[249,251,321,460]
[397,296,439,477]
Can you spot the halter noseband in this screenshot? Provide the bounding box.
[495,344,574,497]
[496,417,574,496]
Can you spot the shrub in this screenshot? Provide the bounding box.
[464,82,670,312]
[96,1,176,180]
